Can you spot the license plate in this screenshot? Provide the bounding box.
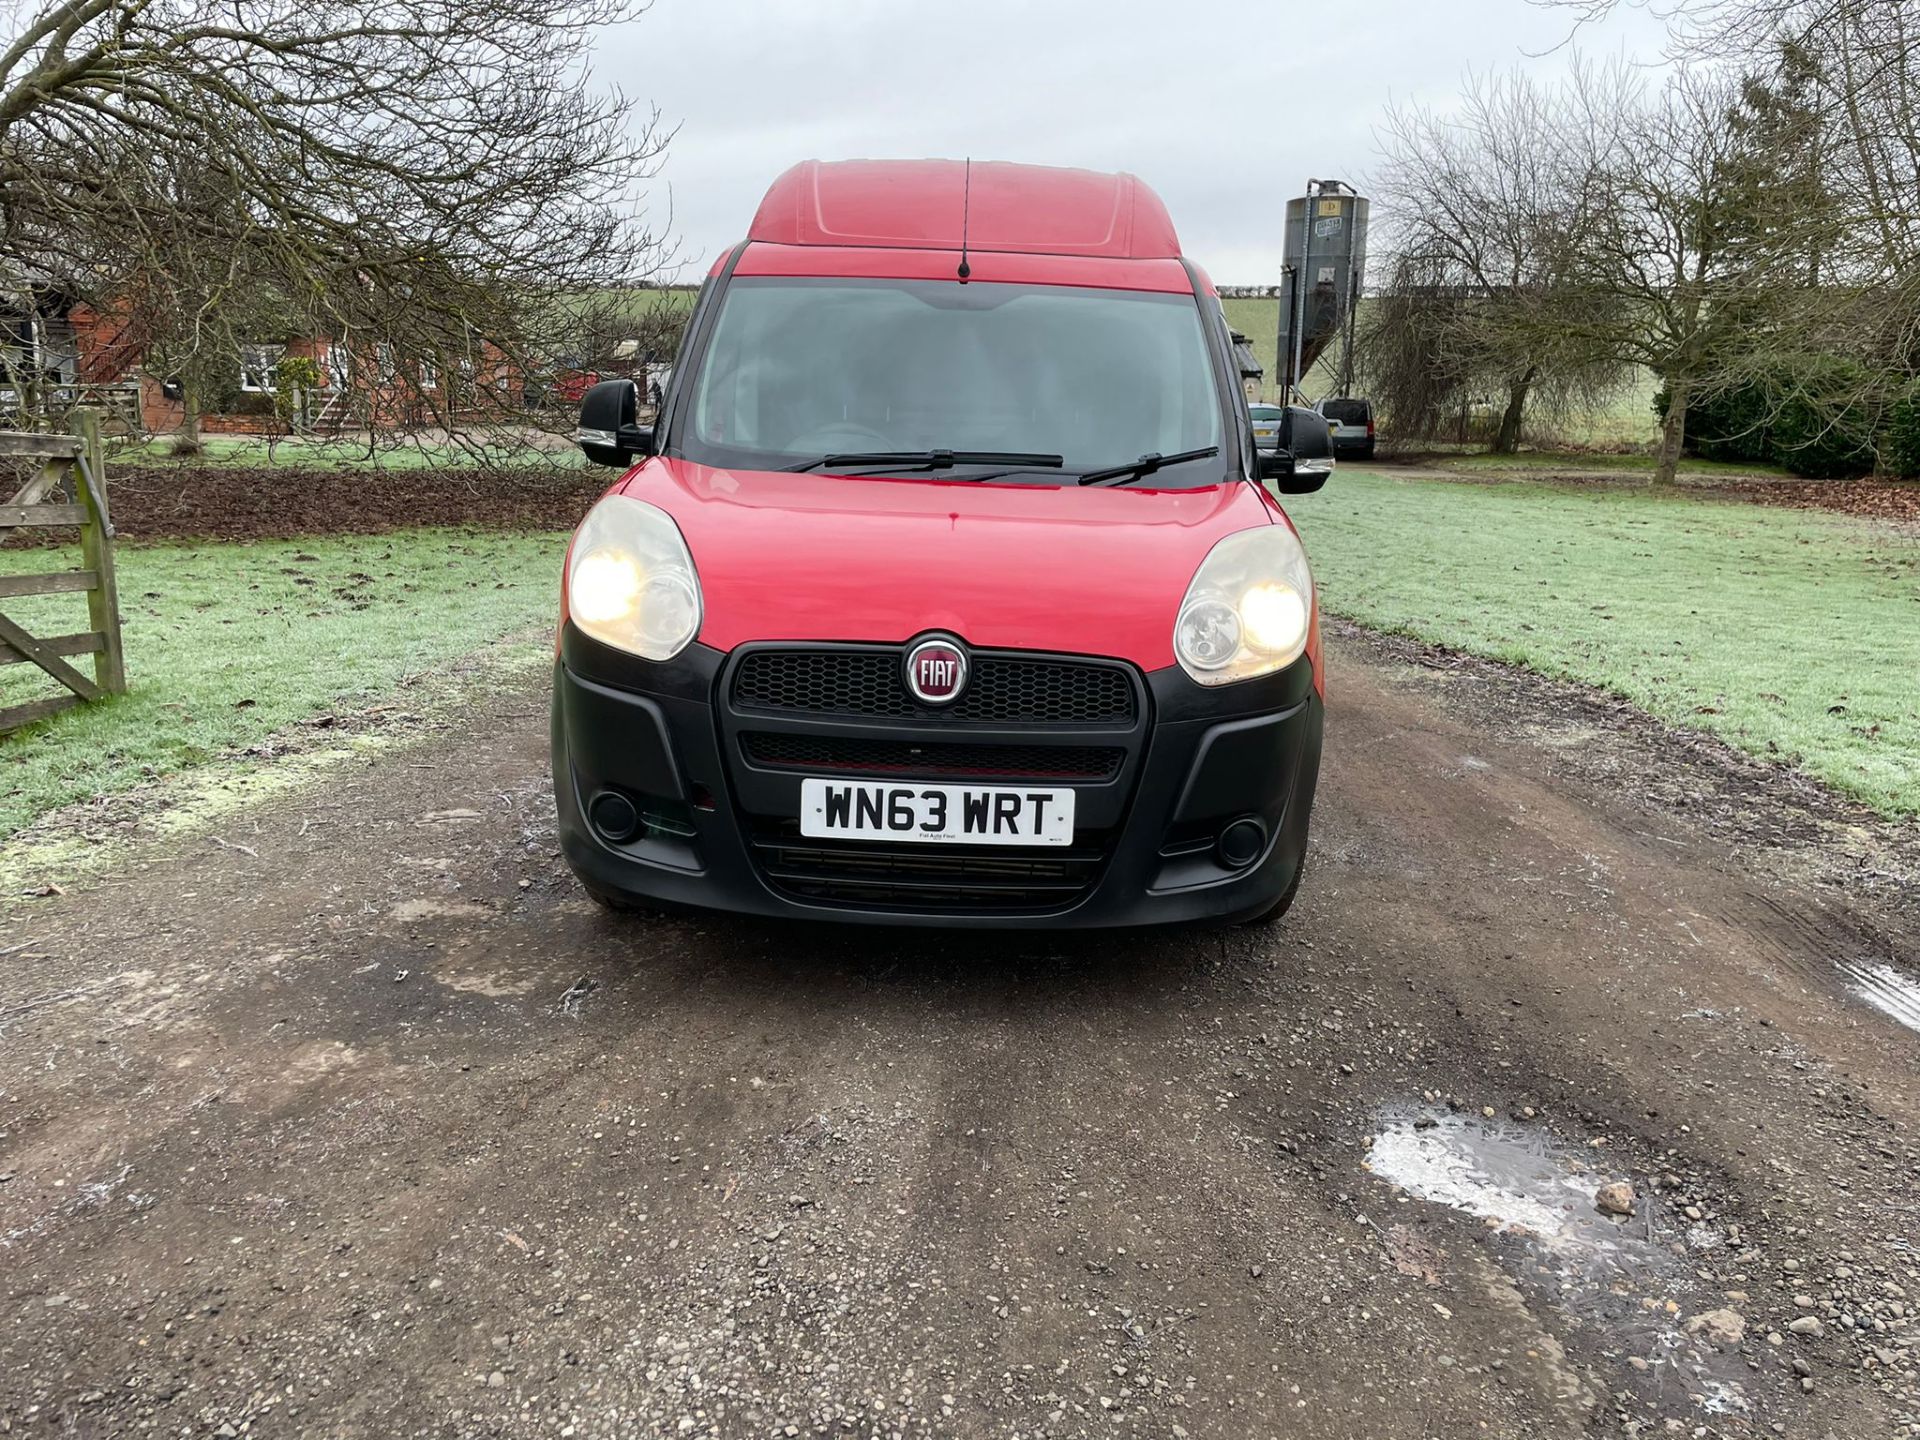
[800,779,1075,846]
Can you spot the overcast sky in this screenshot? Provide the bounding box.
[603,0,1673,286]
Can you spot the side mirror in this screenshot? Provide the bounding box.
[576,378,655,468]
[1257,406,1335,495]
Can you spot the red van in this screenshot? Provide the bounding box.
[555,159,1331,927]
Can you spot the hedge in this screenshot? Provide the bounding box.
[1656,357,1885,479]
[1887,382,1920,479]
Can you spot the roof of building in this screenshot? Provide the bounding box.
[747,159,1183,260]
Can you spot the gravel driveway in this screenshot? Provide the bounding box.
[2,627,1915,1439]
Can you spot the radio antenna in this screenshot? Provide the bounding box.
[957,157,972,282]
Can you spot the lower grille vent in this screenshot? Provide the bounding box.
[747,820,1110,911]
[740,732,1124,781]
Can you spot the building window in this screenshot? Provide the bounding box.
[323,344,351,391]
[240,343,285,393]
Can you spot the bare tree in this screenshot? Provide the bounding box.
[1536,0,1896,59]
[1357,252,1479,445]
[1539,0,1919,358]
[1369,68,1631,452]
[1816,3,1920,355]
[1543,62,1844,482]
[0,0,673,453]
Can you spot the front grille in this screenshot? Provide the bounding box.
[724,644,1144,914]
[732,649,1135,725]
[747,819,1110,912]
[740,732,1124,781]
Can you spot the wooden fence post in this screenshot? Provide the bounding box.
[0,420,127,730]
[72,409,127,695]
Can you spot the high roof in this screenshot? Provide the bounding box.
[747,159,1183,260]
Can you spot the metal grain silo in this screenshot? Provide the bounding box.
[1274,180,1369,396]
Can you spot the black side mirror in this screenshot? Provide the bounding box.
[576,378,655,468]
[1257,406,1335,494]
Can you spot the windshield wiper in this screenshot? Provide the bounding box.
[783,449,1064,474]
[1076,446,1222,486]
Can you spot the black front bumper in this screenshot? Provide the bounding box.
[552,627,1322,928]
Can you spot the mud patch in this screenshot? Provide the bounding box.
[229,1039,372,1107]
[55,460,599,545]
[1836,958,1920,1034]
[390,898,494,924]
[1366,1110,1752,1421]
[1334,617,1920,922]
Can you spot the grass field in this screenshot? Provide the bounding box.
[1288,469,1920,814]
[0,529,563,841]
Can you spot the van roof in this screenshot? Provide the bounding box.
[747,159,1184,261]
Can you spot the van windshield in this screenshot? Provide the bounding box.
[681,277,1227,481]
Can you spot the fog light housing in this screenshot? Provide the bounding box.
[588,790,640,843]
[1216,816,1267,870]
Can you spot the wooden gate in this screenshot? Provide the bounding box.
[0,412,127,732]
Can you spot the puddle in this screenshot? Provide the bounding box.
[439,968,539,998]
[1367,1110,1749,1420]
[1836,958,1920,1034]
[1368,1121,1579,1235]
[558,975,599,1017]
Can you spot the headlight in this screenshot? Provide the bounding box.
[1173,524,1313,685]
[566,494,703,660]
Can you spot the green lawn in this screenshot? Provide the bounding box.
[1289,469,1920,815]
[0,529,563,841]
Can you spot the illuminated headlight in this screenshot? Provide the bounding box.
[1173,525,1314,685]
[565,494,703,660]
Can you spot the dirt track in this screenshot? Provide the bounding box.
[2,627,1916,1439]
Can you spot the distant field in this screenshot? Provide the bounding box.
[1289,468,1920,814]
[1220,295,1344,400]
[1219,293,1660,450]
[599,283,699,325]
